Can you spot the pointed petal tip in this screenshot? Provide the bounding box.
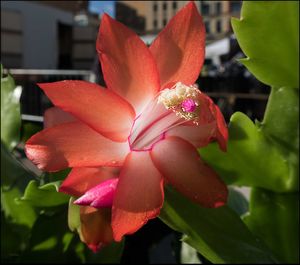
[150,0,205,88]
[112,232,123,242]
[112,208,161,242]
[58,185,68,195]
[187,1,197,9]
[87,243,103,253]
[214,201,226,208]
[111,151,163,241]
[74,195,92,206]
[151,136,228,208]
[74,178,119,208]
[101,12,112,22]
[97,9,160,114]
[36,82,55,91]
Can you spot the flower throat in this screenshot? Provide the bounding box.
[128,82,202,151]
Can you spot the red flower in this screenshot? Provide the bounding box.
[25,2,228,252]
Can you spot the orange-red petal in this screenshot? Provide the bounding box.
[97,14,160,114]
[59,167,119,197]
[44,107,76,128]
[38,81,135,142]
[150,2,205,88]
[151,137,228,208]
[80,206,113,253]
[112,151,164,241]
[25,121,129,172]
[166,122,217,148]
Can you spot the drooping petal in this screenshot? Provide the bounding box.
[166,90,228,150]
[112,151,164,242]
[74,178,118,208]
[59,167,119,197]
[97,14,160,114]
[80,206,113,253]
[25,121,129,172]
[150,2,205,88]
[44,107,76,128]
[38,81,135,142]
[151,137,228,208]
[209,102,228,152]
[199,93,228,151]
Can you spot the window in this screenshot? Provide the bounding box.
[205,21,210,34]
[216,2,222,15]
[201,2,210,15]
[153,19,157,29]
[172,1,177,10]
[153,3,157,12]
[163,18,167,26]
[230,1,242,12]
[163,1,167,10]
[216,20,222,33]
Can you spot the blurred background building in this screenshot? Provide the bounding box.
[116,1,241,42]
[1,1,241,69]
[1,1,242,69]
[1,0,268,124]
[1,0,99,69]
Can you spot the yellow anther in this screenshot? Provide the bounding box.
[158,82,201,123]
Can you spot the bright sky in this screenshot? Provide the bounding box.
[88,1,115,17]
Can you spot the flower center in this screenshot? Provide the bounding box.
[182,99,196,112]
[129,82,201,151]
[157,82,201,123]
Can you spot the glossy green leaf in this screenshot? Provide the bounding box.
[261,87,299,189]
[232,1,299,88]
[1,68,22,150]
[160,186,277,264]
[200,112,294,192]
[21,209,82,263]
[20,180,69,207]
[1,187,37,228]
[1,210,32,263]
[1,143,33,188]
[68,197,81,233]
[1,143,37,229]
[243,188,299,263]
[262,87,299,148]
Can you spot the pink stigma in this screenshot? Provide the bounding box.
[181,98,196,112]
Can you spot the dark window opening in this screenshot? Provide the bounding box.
[172,1,177,9]
[58,22,72,69]
[230,1,242,12]
[205,21,210,34]
[153,3,157,12]
[216,20,222,33]
[163,2,167,10]
[163,18,167,26]
[201,2,210,15]
[216,2,222,15]
[153,19,157,29]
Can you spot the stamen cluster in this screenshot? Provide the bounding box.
[158,82,201,124]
